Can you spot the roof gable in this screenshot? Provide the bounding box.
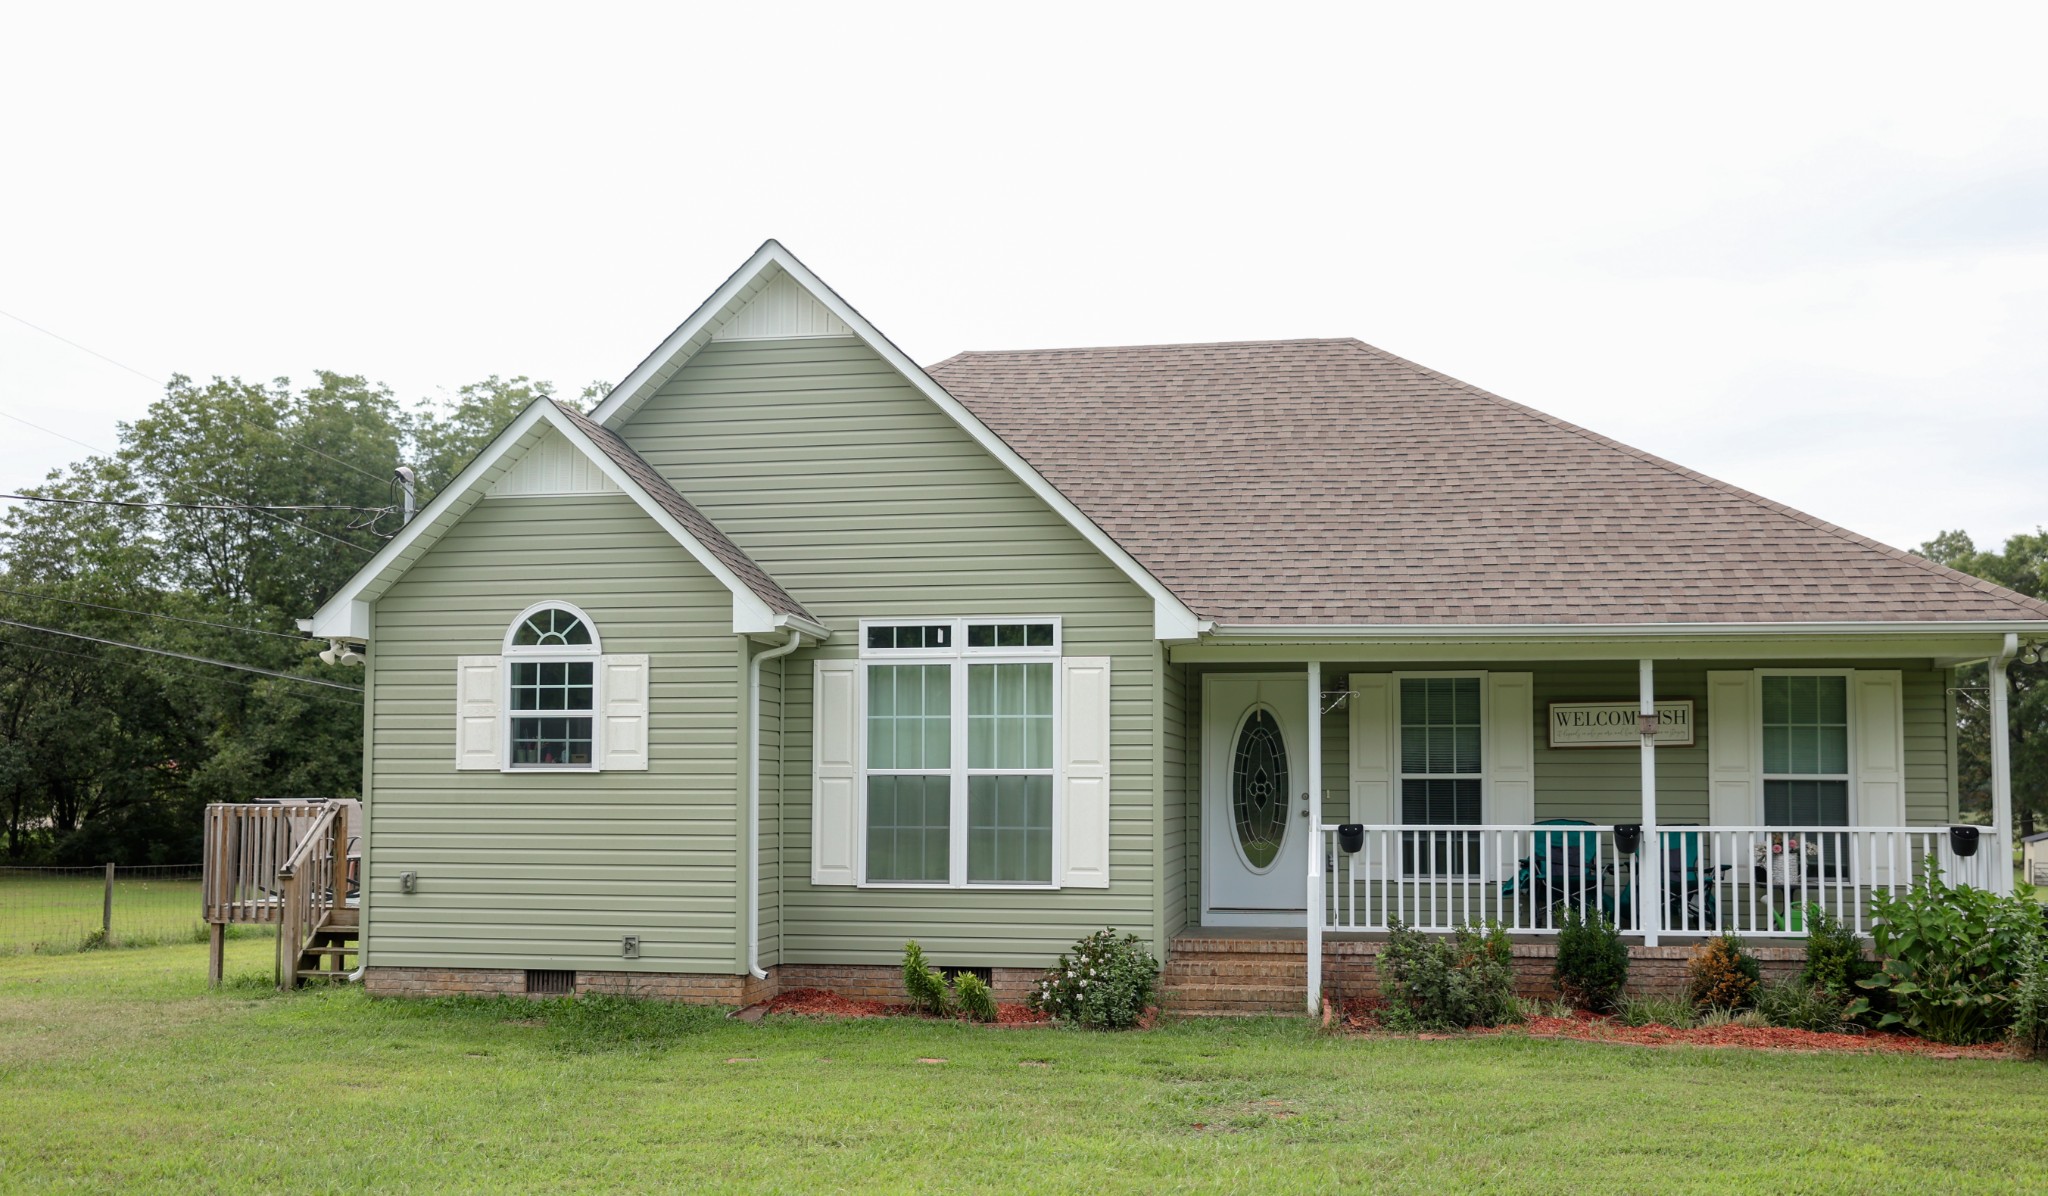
[928,338,2048,628]
[310,399,815,640]
[589,241,1202,639]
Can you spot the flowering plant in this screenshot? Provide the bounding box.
[1753,832,1821,862]
[1029,929,1158,1029]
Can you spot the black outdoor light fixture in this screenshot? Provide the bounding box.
[1949,825,1981,858]
[1337,824,1365,854]
[1614,824,1642,855]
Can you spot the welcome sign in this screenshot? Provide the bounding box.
[1548,701,1694,748]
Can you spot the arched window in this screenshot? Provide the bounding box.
[503,603,600,768]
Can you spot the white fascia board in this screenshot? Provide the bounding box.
[309,400,780,639]
[1207,620,2048,639]
[589,240,1204,643]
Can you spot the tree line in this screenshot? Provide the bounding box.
[0,373,2038,863]
[0,372,595,863]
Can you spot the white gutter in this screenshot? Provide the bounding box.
[747,630,804,980]
[1206,620,2046,640]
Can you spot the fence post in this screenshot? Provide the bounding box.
[102,862,115,943]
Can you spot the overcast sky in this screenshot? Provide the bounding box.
[1,3,2043,555]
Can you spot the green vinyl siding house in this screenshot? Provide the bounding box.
[310,241,2048,1012]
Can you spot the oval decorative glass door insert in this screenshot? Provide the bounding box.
[1231,708,1290,869]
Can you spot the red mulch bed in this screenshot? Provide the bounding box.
[756,986,1049,1026]
[1333,998,2015,1059]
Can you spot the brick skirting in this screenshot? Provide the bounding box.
[363,963,1042,1007]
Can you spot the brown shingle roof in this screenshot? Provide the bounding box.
[927,339,2048,626]
[560,404,812,621]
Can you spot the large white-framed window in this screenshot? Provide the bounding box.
[1757,668,1853,877]
[1397,672,1486,876]
[858,618,1061,888]
[503,602,602,771]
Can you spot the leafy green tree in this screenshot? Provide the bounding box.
[1918,529,2048,838]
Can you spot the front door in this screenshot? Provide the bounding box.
[1203,674,1311,923]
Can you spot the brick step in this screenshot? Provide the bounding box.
[1163,960,1308,983]
[1161,983,1307,1014]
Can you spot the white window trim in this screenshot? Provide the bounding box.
[502,601,604,773]
[855,617,1063,890]
[1753,667,1856,827]
[1392,670,1491,820]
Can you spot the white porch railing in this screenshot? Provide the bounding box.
[1320,824,2005,939]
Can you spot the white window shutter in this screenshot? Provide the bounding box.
[1851,670,1905,827]
[1059,656,1113,889]
[1485,672,1535,827]
[810,659,859,886]
[599,654,650,770]
[1347,674,1395,824]
[454,655,502,770]
[1706,671,1760,825]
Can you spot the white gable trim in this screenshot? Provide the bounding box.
[589,241,1204,640]
[309,401,784,640]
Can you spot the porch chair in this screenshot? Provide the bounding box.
[1498,818,1600,928]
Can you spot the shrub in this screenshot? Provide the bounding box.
[955,972,997,1024]
[1029,929,1159,1030]
[1554,908,1629,1013]
[902,941,952,1016]
[1848,869,2040,1045]
[1378,921,1520,1032]
[1799,904,1874,1000]
[1685,935,1760,1011]
[2012,918,2048,1059]
[1616,992,1694,1028]
[1754,978,1853,1033]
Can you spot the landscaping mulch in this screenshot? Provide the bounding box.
[1332,997,2015,1059]
[754,986,1049,1026]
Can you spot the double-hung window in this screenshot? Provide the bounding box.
[505,604,599,769]
[1399,675,1483,876]
[1760,672,1850,873]
[861,619,1058,887]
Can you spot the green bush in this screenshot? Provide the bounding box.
[2012,918,2048,1058]
[1616,992,1695,1028]
[1685,935,1760,1011]
[1029,929,1159,1030]
[955,972,997,1024]
[1799,903,1875,999]
[901,941,952,1016]
[1848,869,2040,1045]
[1378,921,1520,1032]
[1754,978,1853,1033]
[1554,908,1628,1012]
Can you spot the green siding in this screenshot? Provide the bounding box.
[365,494,742,973]
[622,337,1161,968]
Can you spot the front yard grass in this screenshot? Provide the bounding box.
[1,941,2041,1194]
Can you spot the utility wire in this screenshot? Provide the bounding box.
[0,408,377,555]
[0,616,362,692]
[1,491,390,515]
[0,303,399,487]
[0,635,362,710]
[0,586,308,642]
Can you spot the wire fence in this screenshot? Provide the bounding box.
[0,864,268,954]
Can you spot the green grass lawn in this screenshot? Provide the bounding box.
[0,873,211,954]
[0,942,2042,1193]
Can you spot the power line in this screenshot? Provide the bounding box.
[0,408,377,555]
[0,304,400,487]
[0,586,307,642]
[1,491,390,516]
[0,636,362,710]
[0,616,362,692]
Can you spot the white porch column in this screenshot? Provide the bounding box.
[1989,634,2017,894]
[1639,658,1660,946]
[1305,660,1323,1015]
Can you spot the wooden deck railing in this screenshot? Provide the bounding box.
[202,803,330,925]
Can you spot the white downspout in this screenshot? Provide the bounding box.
[748,631,804,980]
[1989,633,2018,895]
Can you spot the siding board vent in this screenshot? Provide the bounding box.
[525,969,576,996]
[711,271,853,341]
